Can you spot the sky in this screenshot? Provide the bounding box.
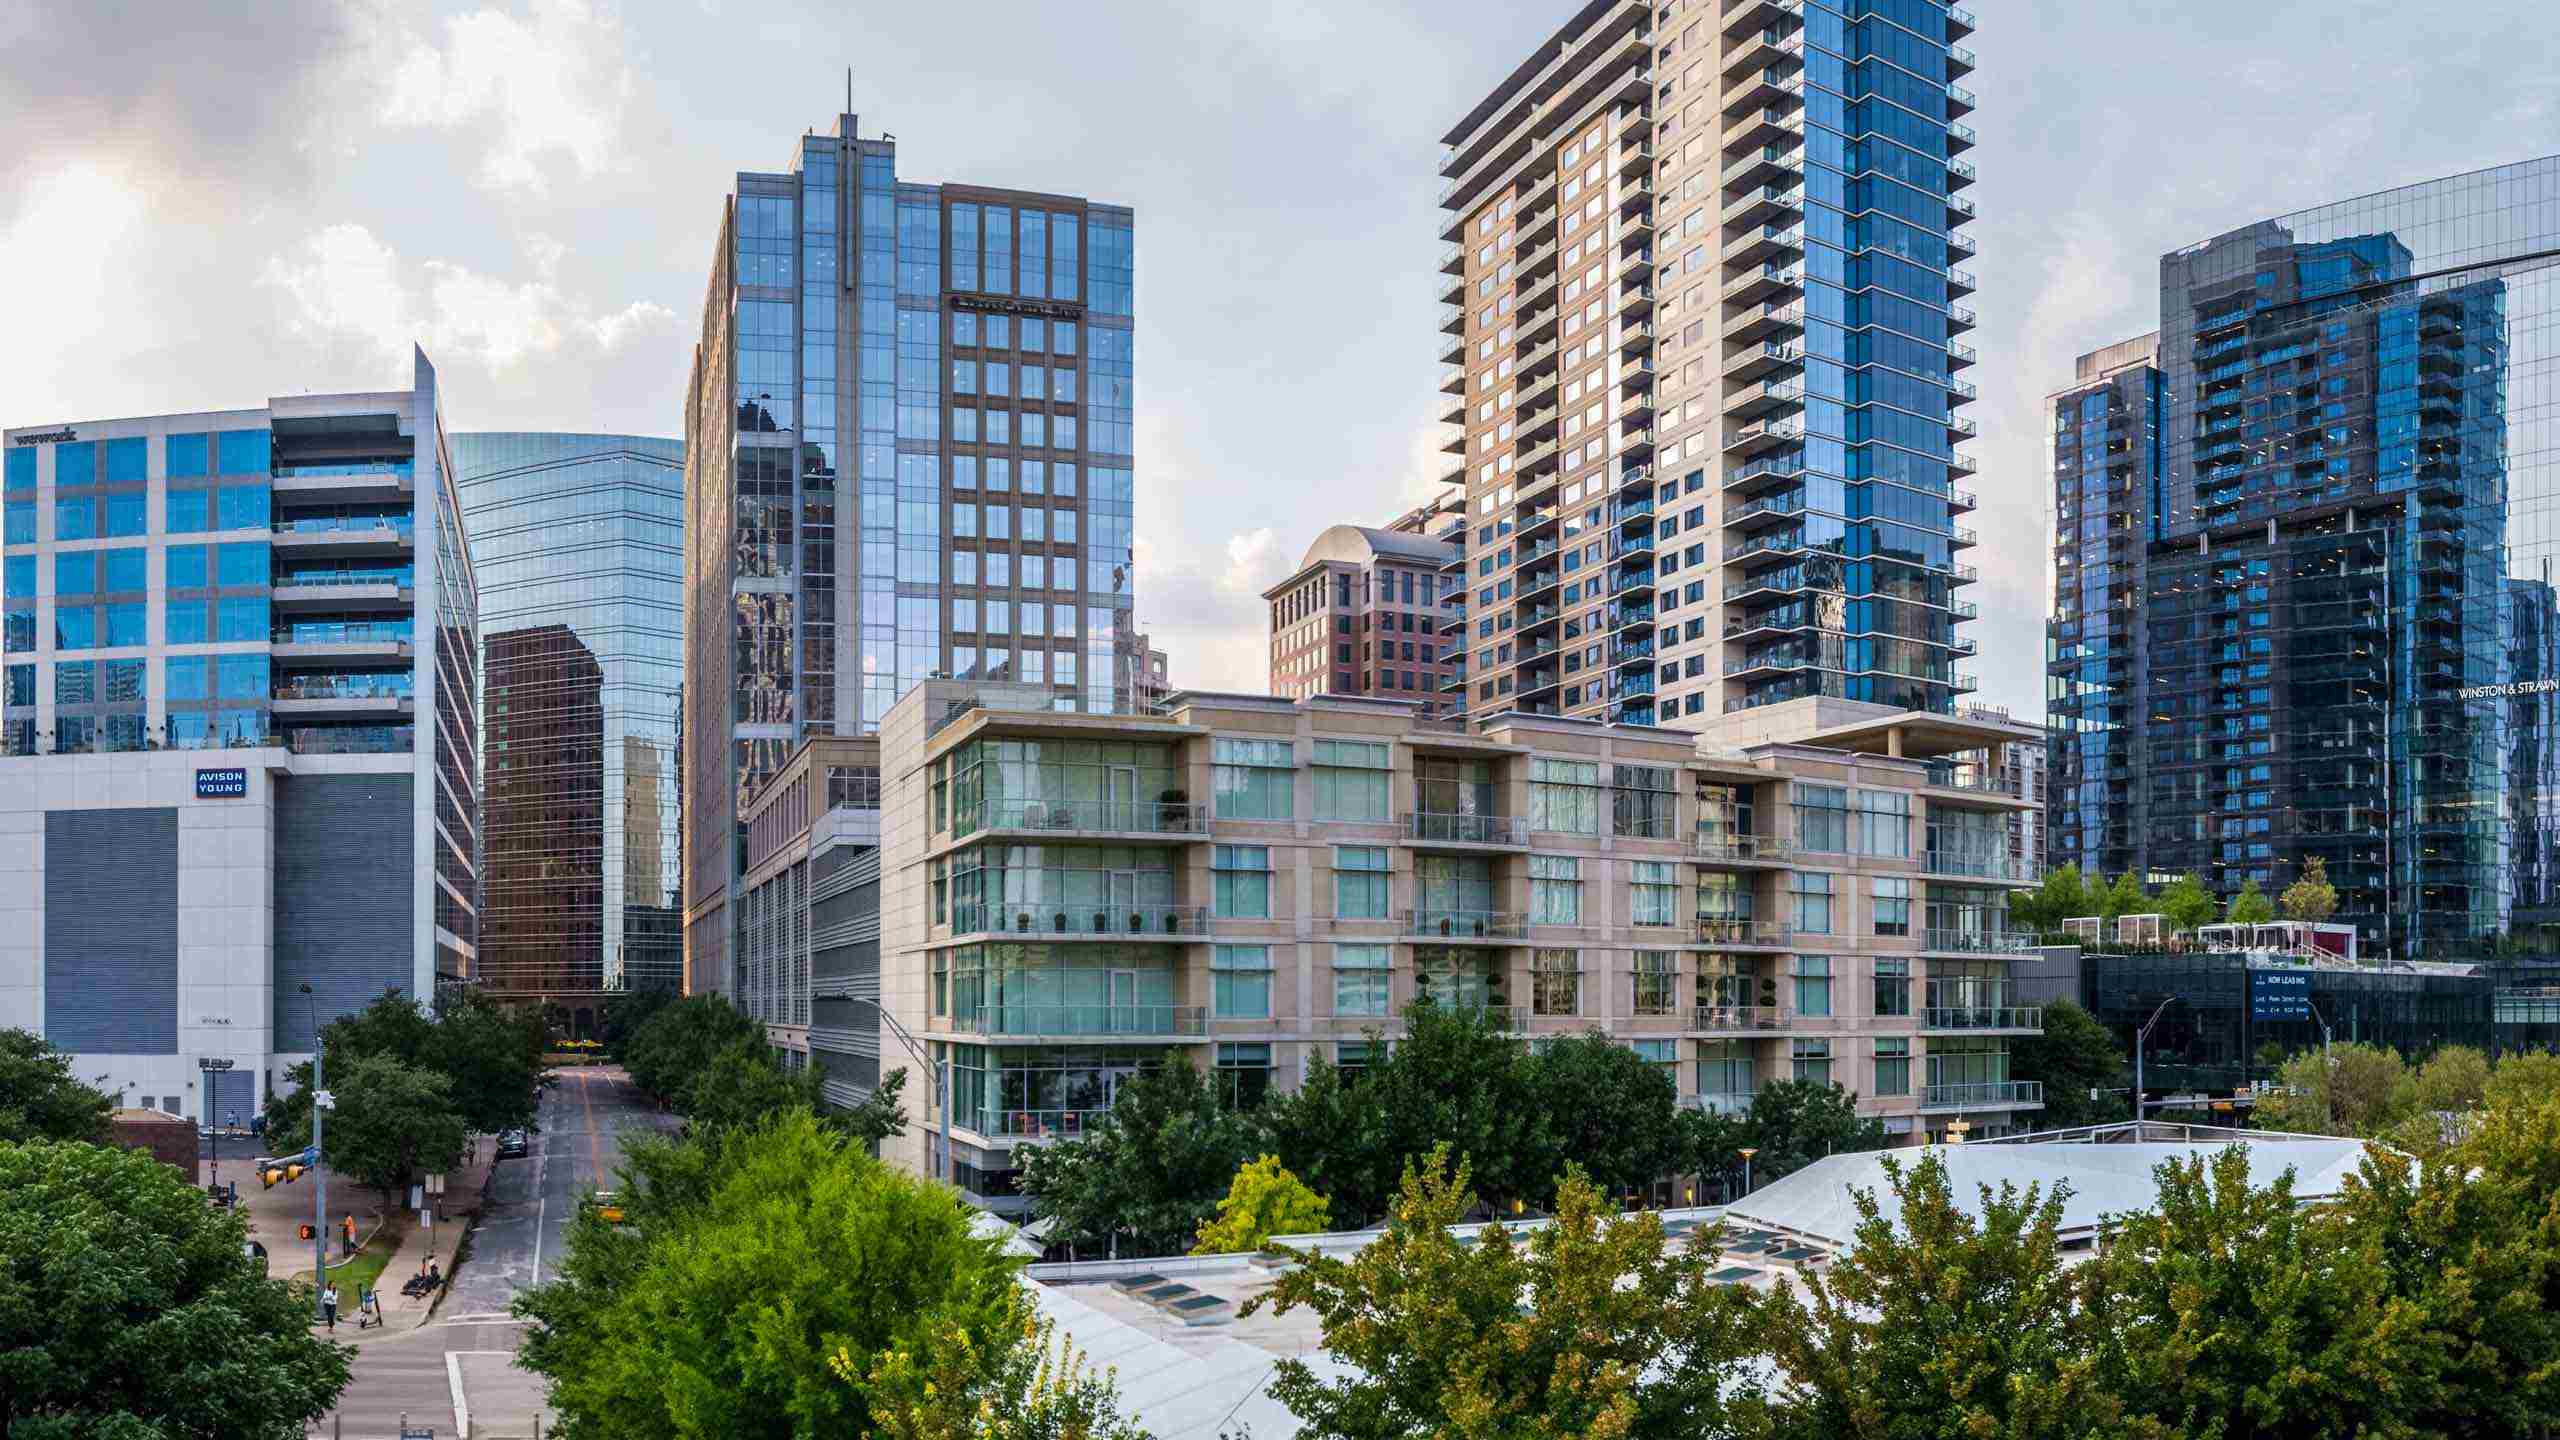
[3,0,2553,716]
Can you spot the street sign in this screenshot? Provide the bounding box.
[312,1090,335,1111]
[2250,968,2314,1021]
[197,1057,235,1072]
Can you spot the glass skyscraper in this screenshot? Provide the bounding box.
[452,433,685,1005]
[1435,0,1980,728]
[2050,156,2560,957]
[684,111,1137,994]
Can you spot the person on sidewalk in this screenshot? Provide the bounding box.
[322,1283,339,1332]
[341,1213,356,1258]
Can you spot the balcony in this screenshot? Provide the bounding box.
[1727,379,1805,423]
[1727,299,1806,346]
[1617,321,1655,354]
[1439,242,1464,277]
[1921,1007,2044,1033]
[962,799,1208,840]
[271,571,411,611]
[1695,835,1795,866]
[1403,909,1528,941]
[1691,1003,1786,1034]
[1729,222,1806,269]
[1617,283,1656,317]
[269,516,414,556]
[1722,183,1805,232]
[1723,263,1804,309]
[1724,453,1807,496]
[1617,141,1655,177]
[1683,1090,1761,1117]
[1724,339,1804,385]
[1723,102,1804,155]
[1693,919,1794,948]
[1722,141,1803,193]
[950,903,1207,940]
[1946,82,1977,119]
[1921,929,2039,956]
[1947,120,1977,156]
[1920,1081,2043,1112]
[1921,852,2038,884]
[1724,417,1803,457]
[272,462,413,506]
[1405,812,1528,848]
[270,622,414,668]
[1438,334,1465,368]
[271,675,414,716]
[951,1005,1208,1041]
[1438,271,1464,308]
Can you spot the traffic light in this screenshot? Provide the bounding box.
[298,1223,316,1240]
[285,1163,305,1183]
[262,1167,283,1189]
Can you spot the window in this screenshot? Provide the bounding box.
[1795,785,1849,851]
[1630,860,1678,926]
[1213,844,1271,918]
[1790,872,1833,934]
[1791,1038,1833,1086]
[3,501,30,545]
[2,663,29,707]
[1791,955,1832,1018]
[1213,737,1294,819]
[165,602,208,645]
[216,597,266,642]
[1312,739,1389,821]
[1629,1038,1678,1086]
[1873,958,1910,1017]
[165,488,210,534]
[1333,846,1389,919]
[1853,790,1912,857]
[1336,1039,1379,1078]
[216,484,268,532]
[1530,854,1581,925]
[1530,758,1601,834]
[103,659,143,702]
[54,661,93,703]
[1612,764,1676,837]
[1873,877,1912,937]
[216,655,267,700]
[1213,947,1273,1020]
[1632,949,1677,1016]
[102,603,145,647]
[165,545,207,588]
[55,552,96,596]
[1333,943,1391,1017]
[1533,948,1579,1016]
[1873,1037,1910,1096]
[103,493,146,538]
[101,548,146,592]
[217,542,269,587]
[1216,1042,1273,1109]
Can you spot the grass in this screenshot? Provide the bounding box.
[286,1213,408,1305]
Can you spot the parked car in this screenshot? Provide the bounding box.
[495,1129,529,1159]
[584,1189,627,1224]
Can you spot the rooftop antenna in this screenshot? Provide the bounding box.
[846,67,853,124]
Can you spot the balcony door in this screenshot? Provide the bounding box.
[1107,765,1140,830]
[1108,968,1142,1033]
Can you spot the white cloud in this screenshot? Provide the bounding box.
[263,222,677,375]
[377,0,635,194]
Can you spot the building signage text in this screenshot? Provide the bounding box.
[2459,678,2560,700]
[951,295,1083,321]
[194,768,248,798]
[10,428,74,446]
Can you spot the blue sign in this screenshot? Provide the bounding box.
[2251,969,2314,1022]
[194,768,247,798]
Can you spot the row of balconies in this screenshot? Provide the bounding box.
[936,1002,2041,1046]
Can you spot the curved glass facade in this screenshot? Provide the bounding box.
[2052,156,2560,957]
[453,432,684,994]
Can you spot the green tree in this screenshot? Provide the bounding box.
[2156,873,2217,935]
[318,1052,472,1207]
[1252,1047,1386,1217]
[2279,855,2339,924]
[849,1299,1152,1440]
[2008,999,2131,1130]
[2410,1043,2490,1116]
[1741,1078,1888,1186]
[2083,1147,2410,1437]
[2253,1041,2415,1138]
[1016,1057,1255,1258]
[1676,1103,1753,1202]
[0,1027,113,1143]
[840,1067,910,1149]
[1750,1149,2121,1440]
[1245,1146,1764,1440]
[431,988,549,1135]
[2011,863,2093,936]
[2225,878,2275,925]
[2484,1048,2560,1112]
[1334,999,1546,1219]
[0,1138,352,1434]
[2097,871,2149,923]
[517,1112,1022,1439]
[599,984,682,1062]
[621,994,762,1104]
[680,1037,826,1138]
[1518,1029,1686,1205]
[1194,1154,1333,1255]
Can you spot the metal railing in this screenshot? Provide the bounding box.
[975,1108,1113,1140]
[1696,835,1795,863]
[1692,1003,1785,1032]
[1921,852,2039,882]
[1922,929,2039,955]
[1693,919,1794,947]
[1921,1007,2044,1032]
[274,569,411,589]
[950,1005,1207,1039]
[966,799,1206,835]
[1683,1090,1760,1116]
[1921,1080,2043,1110]
[950,903,1207,938]
[1403,909,1527,940]
[1406,812,1527,846]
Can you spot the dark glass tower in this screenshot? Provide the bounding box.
[2051,157,2560,957]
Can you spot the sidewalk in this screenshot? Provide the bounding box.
[373,1135,498,1332]
[206,1135,499,1334]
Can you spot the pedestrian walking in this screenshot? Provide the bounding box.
[322,1283,339,1331]
[341,1212,356,1258]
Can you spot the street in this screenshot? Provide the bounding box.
[313,1066,674,1439]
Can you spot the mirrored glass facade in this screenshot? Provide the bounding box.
[2050,156,2560,957]
[684,112,1138,996]
[453,433,684,997]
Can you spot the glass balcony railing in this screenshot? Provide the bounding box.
[274,674,413,702]
[1921,1006,2044,1032]
[273,460,414,480]
[1693,919,1793,947]
[275,567,413,589]
[1683,1090,1760,1116]
[964,799,1206,835]
[1922,929,2038,955]
[1404,909,1527,940]
[1407,812,1528,846]
[284,724,413,755]
[272,621,414,646]
[951,1005,1206,1039]
[951,903,1206,938]
[1696,835,1794,864]
[1691,1004,1786,1032]
[1921,1080,2042,1110]
[272,515,414,540]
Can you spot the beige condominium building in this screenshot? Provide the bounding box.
[876,679,2043,1212]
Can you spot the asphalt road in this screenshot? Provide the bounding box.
[315,1066,674,1439]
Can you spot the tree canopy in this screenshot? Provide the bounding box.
[262,991,546,1144]
[2279,856,2339,923]
[620,994,764,1104]
[1194,1154,1331,1255]
[317,1051,472,1205]
[1015,1057,1254,1258]
[1735,1078,1889,1186]
[0,1138,352,1435]
[2009,999,2130,1130]
[0,1028,113,1144]
[2225,878,2275,925]
[2156,873,2217,934]
[516,1112,1023,1439]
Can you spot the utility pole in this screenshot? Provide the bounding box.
[301,984,329,1322]
[865,1000,948,1184]
[2134,996,2181,1126]
[2304,999,2336,1129]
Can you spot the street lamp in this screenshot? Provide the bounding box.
[1738,1146,1758,1198]
[858,1000,950,1186]
[2133,996,2181,1130]
[300,984,330,1323]
[2303,1000,2337,1129]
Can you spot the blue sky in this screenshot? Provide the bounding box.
[2,0,2551,711]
